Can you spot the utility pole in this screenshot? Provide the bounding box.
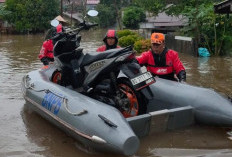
[71,2,73,26]
[61,0,63,16]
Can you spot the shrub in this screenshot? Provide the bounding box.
[117,29,137,38]
[118,34,143,47]
[134,39,151,54]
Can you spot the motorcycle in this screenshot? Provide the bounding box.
[50,10,155,117]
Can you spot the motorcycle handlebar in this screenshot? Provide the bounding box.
[51,22,98,42]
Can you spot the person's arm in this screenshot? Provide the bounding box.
[136,51,150,65]
[39,41,49,65]
[171,51,186,82]
[96,45,106,52]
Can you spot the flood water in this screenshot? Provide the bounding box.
[0,30,232,157]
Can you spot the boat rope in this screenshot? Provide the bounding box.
[63,98,88,116]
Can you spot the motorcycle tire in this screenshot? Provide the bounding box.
[117,78,147,118]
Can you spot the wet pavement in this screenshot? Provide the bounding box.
[0,30,232,157]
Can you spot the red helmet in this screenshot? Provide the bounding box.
[103,29,118,44]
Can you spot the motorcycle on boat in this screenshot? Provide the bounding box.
[49,11,155,118]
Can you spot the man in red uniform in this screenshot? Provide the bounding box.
[39,16,66,65]
[136,32,186,82]
[97,30,120,52]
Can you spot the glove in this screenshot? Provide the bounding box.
[41,57,54,65]
[41,57,49,65]
[132,58,139,64]
[177,70,186,82]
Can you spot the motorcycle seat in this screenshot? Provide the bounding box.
[81,48,124,66]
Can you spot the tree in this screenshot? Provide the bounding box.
[133,0,165,15]
[122,6,145,29]
[0,3,11,18]
[134,0,232,55]
[96,4,116,28]
[4,0,59,33]
[165,0,232,55]
[97,0,131,29]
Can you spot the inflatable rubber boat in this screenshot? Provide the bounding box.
[21,62,232,156]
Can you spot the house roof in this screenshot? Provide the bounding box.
[214,0,232,14]
[0,0,5,3]
[146,12,188,27]
[87,0,100,5]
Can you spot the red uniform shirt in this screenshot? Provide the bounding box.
[136,49,185,76]
[38,39,54,59]
[96,45,121,52]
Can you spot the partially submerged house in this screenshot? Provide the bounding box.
[139,12,188,39]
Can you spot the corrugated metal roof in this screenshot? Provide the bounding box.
[87,0,100,5]
[153,22,187,27]
[0,0,6,3]
[141,12,188,28]
[147,12,187,23]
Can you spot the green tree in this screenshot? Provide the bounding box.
[96,4,116,28]
[134,0,232,55]
[98,0,131,29]
[165,0,232,55]
[0,3,10,18]
[133,0,165,15]
[122,6,145,29]
[4,0,59,33]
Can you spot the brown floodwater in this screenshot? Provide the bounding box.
[0,30,232,157]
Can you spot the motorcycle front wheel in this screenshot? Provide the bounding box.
[117,78,147,118]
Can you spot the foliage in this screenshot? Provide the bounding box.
[98,0,131,29]
[0,3,11,18]
[164,0,232,55]
[117,29,137,38]
[96,4,116,28]
[134,0,232,55]
[134,39,151,53]
[3,0,59,33]
[133,0,165,15]
[118,34,143,47]
[122,6,146,29]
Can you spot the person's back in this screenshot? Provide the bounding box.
[39,16,66,65]
[97,30,120,52]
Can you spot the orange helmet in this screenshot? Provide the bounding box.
[150,33,165,44]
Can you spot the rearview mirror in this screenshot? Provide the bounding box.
[51,19,59,27]
[87,10,98,17]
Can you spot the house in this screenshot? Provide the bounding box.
[139,12,188,38]
[214,0,232,14]
[0,0,5,3]
[86,0,99,10]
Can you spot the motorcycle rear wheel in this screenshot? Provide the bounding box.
[117,79,147,118]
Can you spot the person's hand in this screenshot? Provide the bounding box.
[179,80,187,84]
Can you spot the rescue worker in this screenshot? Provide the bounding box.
[39,39,55,65]
[97,29,120,52]
[136,32,186,82]
[39,16,66,65]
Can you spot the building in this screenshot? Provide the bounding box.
[86,0,99,10]
[214,0,232,14]
[139,12,188,38]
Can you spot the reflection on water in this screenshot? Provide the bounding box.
[0,30,232,157]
